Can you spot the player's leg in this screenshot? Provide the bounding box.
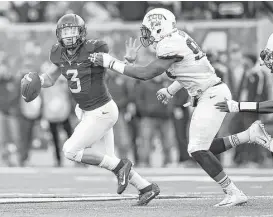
[49,121,62,167]
[62,100,132,193]
[102,127,160,205]
[188,84,247,207]
[210,120,273,155]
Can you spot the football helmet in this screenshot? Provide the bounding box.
[56,14,87,49]
[140,8,176,47]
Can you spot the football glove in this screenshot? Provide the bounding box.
[156,88,173,105]
[215,99,239,113]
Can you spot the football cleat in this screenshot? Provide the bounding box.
[116,159,133,194]
[249,120,273,152]
[214,188,248,207]
[134,183,160,206]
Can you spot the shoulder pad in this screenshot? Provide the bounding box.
[51,43,60,53]
[85,39,108,53]
[156,37,180,59]
[50,43,62,64]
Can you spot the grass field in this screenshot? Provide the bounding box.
[0,167,272,217]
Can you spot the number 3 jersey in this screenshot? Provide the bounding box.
[156,30,221,97]
[50,39,112,111]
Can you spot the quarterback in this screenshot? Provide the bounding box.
[20,14,159,206]
[89,8,273,207]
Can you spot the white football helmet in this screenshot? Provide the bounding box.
[140,8,176,47]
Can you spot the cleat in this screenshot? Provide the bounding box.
[116,159,133,194]
[249,120,273,152]
[214,189,248,207]
[134,183,160,206]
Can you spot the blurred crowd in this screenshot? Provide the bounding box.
[0,1,272,24]
[0,1,273,168]
[1,39,273,168]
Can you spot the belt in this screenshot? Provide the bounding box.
[212,81,223,87]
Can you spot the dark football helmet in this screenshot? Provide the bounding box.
[56,14,87,49]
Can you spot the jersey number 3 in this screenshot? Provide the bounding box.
[66,69,81,93]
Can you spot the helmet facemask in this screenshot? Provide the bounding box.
[140,25,155,47]
[56,25,85,50]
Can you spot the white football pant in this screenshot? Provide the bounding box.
[62,100,119,161]
[188,83,232,154]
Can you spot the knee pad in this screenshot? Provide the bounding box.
[62,141,84,162]
[63,149,84,162]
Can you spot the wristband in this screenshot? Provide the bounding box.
[166,88,173,97]
[239,102,258,112]
[110,60,125,74]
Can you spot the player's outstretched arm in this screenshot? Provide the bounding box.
[215,99,273,113]
[89,52,183,80]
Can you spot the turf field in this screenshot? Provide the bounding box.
[0,167,272,217]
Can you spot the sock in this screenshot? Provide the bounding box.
[217,174,239,193]
[224,130,250,149]
[99,155,122,172]
[129,169,151,191]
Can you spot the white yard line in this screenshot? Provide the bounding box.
[1,167,273,175]
[75,175,273,182]
[0,194,272,204]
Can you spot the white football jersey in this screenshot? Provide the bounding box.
[156,30,221,97]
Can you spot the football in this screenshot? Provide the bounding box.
[21,72,42,102]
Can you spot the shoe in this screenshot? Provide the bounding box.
[135,183,160,206]
[116,159,133,194]
[214,189,248,207]
[249,120,273,152]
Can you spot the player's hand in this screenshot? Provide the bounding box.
[75,104,83,120]
[156,88,173,105]
[89,52,115,68]
[124,37,142,63]
[214,99,239,113]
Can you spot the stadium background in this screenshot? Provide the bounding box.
[1,1,273,168]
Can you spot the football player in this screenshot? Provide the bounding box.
[215,32,273,115]
[20,14,160,206]
[89,8,273,207]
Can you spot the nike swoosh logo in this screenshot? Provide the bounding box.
[121,173,126,185]
[210,95,216,99]
[77,62,83,66]
[102,111,109,114]
[146,192,155,201]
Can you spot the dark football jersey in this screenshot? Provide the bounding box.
[50,39,112,111]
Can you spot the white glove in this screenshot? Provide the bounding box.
[75,104,83,120]
[226,100,239,112]
[215,99,239,113]
[89,53,115,68]
[156,88,173,105]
